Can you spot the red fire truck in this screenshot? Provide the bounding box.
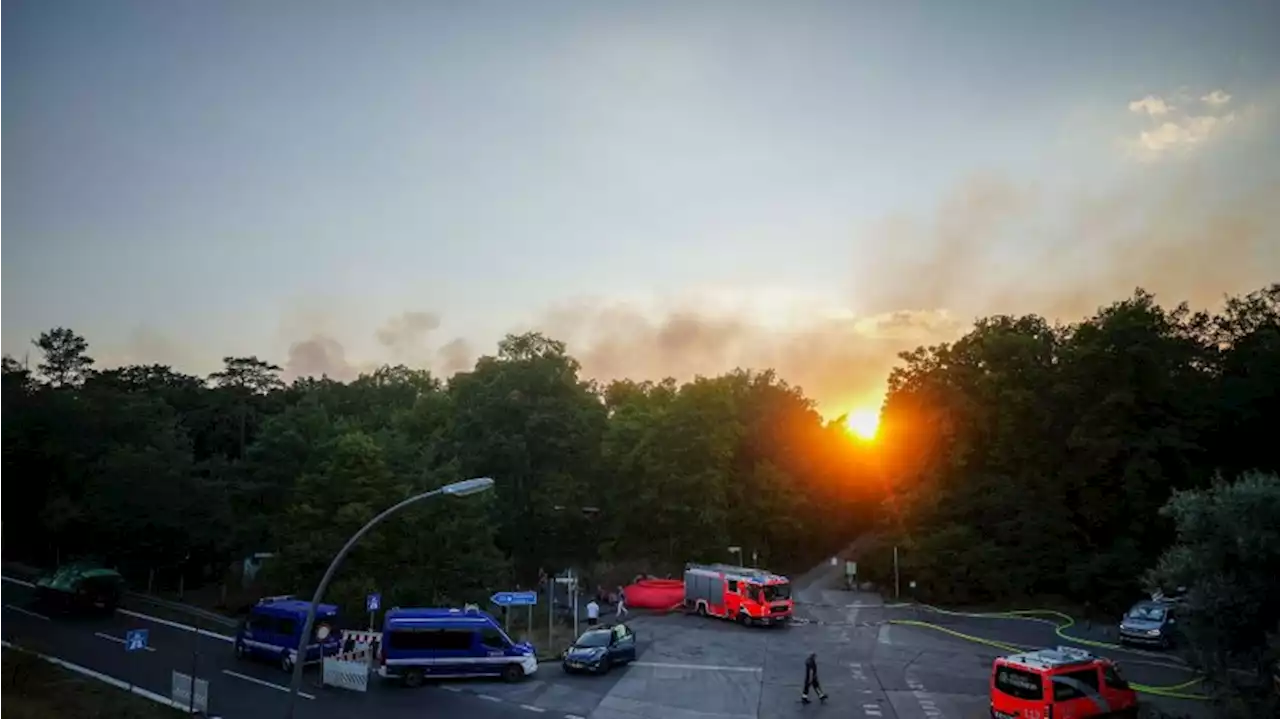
[683,563,794,626]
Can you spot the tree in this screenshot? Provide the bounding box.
[5,282,1276,635]
[1147,472,1280,718]
[34,328,94,387]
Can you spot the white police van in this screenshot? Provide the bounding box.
[234,595,342,672]
[378,605,537,687]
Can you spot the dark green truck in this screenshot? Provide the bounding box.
[34,562,126,615]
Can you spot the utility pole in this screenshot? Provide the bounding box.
[893,546,900,600]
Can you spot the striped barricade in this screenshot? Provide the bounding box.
[322,656,370,693]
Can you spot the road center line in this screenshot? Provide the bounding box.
[117,608,236,643]
[221,669,315,699]
[2,576,35,588]
[4,603,51,621]
[95,632,157,652]
[630,661,762,673]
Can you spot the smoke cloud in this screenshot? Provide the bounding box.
[528,168,1278,416]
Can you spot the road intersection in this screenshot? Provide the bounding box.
[3,565,1212,719]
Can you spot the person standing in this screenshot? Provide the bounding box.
[616,586,629,617]
[801,653,827,704]
[586,598,600,626]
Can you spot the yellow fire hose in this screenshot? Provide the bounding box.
[884,604,1210,701]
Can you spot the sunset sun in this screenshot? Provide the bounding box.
[844,408,881,441]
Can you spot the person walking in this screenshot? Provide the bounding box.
[586,598,600,626]
[616,586,629,618]
[801,653,827,704]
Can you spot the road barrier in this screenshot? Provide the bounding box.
[322,657,370,693]
[338,629,381,662]
[170,670,210,713]
[885,604,1210,701]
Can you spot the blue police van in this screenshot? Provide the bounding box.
[234,595,343,672]
[378,606,537,687]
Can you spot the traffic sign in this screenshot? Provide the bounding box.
[126,629,149,652]
[367,593,381,612]
[490,591,538,607]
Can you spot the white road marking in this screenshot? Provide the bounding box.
[564,715,587,719]
[221,669,315,699]
[118,608,235,643]
[442,685,462,692]
[478,693,502,702]
[3,574,235,643]
[95,632,156,652]
[520,704,547,712]
[4,603,50,621]
[2,638,179,707]
[630,661,762,673]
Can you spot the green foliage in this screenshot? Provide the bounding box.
[877,285,1280,614]
[2,328,873,616]
[1146,472,1280,716]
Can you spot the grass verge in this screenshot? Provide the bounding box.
[2,648,181,719]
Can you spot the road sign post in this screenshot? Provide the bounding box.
[490,591,538,644]
[491,591,538,607]
[366,593,381,632]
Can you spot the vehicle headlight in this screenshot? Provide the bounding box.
[1146,629,1160,636]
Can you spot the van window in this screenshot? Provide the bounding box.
[1102,664,1129,690]
[388,629,474,652]
[994,666,1043,701]
[1052,669,1100,702]
[480,628,508,650]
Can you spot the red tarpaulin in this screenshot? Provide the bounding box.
[623,578,684,610]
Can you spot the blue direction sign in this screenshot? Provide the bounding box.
[490,591,538,607]
[125,629,149,652]
[367,593,381,612]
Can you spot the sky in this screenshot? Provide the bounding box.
[4,0,1279,417]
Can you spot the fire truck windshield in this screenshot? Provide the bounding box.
[762,583,791,602]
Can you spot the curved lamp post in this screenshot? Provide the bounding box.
[285,476,495,718]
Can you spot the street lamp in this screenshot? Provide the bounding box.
[285,477,495,718]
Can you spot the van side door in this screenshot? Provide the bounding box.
[435,628,485,677]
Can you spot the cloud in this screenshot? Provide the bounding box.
[530,293,965,415]
[279,310,474,383]
[1129,95,1172,117]
[284,335,360,382]
[1201,90,1232,107]
[527,168,1277,416]
[1124,89,1240,161]
[1135,114,1235,154]
[437,338,475,374]
[375,311,441,354]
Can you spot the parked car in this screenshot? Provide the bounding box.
[33,562,125,616]
[561,623,637,675]
[1118,599,1180,649]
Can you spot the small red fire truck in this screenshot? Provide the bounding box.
[683,563,794,626]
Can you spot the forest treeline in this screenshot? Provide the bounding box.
[3,284,1278,708]
[1,329,876,613]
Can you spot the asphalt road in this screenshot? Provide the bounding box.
[1,577,548,719]
[2,563,1217,719]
